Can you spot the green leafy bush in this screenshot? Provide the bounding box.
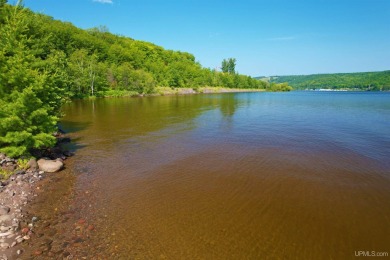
[0,2,64,157]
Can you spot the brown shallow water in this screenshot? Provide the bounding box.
[35,92,390,259]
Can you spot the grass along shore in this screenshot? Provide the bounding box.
[102,87,266,98]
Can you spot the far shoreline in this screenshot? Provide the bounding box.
[99,86,267,98]
[156,86,266,95]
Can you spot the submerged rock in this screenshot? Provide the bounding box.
[37,159,64,173]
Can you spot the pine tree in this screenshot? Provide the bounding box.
[0,2,64,157]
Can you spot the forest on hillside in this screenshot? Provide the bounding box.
[1,2,266,98]
[261,71,390,91]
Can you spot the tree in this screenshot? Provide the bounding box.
[0,2,65,157]
[227,58,236,74]
[69,49,89,96]
[88,53,98,96]
[221,59,229,73]
[68,49,103,96]
[221,58,236,74]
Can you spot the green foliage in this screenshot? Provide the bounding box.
[17,157,31,170]
[221,58,236,74]
[108,63,156,94]
[269,82,293,92]
[265,71,390,91]
[0,168,13,180]
[0,3,63,157]
[102,89,139,97]
[0,0,7,23]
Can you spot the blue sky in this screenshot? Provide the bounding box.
[20,0,390,76]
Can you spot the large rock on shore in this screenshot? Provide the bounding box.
[37,159,64,173]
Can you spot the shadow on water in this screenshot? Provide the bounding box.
[58,121,91,134]
[58,121,90,153]
[60,136,88,153]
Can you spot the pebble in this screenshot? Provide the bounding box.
[78,219,86,225]
[74,237,84,243]
[0,206,10,215]
[47,228,57,236]
[87,225,95,231]
[0,231,13,238]
[41,222,50,228]
[0,243,9,249]
[0,215,12,223]
[40,238,53,246]
[51,246,63,255]
[33,249,43,256]
[41,245,51,252]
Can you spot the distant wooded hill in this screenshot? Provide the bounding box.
[256,71,390,91]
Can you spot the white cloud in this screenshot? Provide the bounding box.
[93,0,113,4]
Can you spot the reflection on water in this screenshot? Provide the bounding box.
[61,92,390,259]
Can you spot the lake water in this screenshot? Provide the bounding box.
[60,92,390,259]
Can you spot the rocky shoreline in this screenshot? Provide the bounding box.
[0,135,72,259]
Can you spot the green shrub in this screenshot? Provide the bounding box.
[0,168,13,180]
